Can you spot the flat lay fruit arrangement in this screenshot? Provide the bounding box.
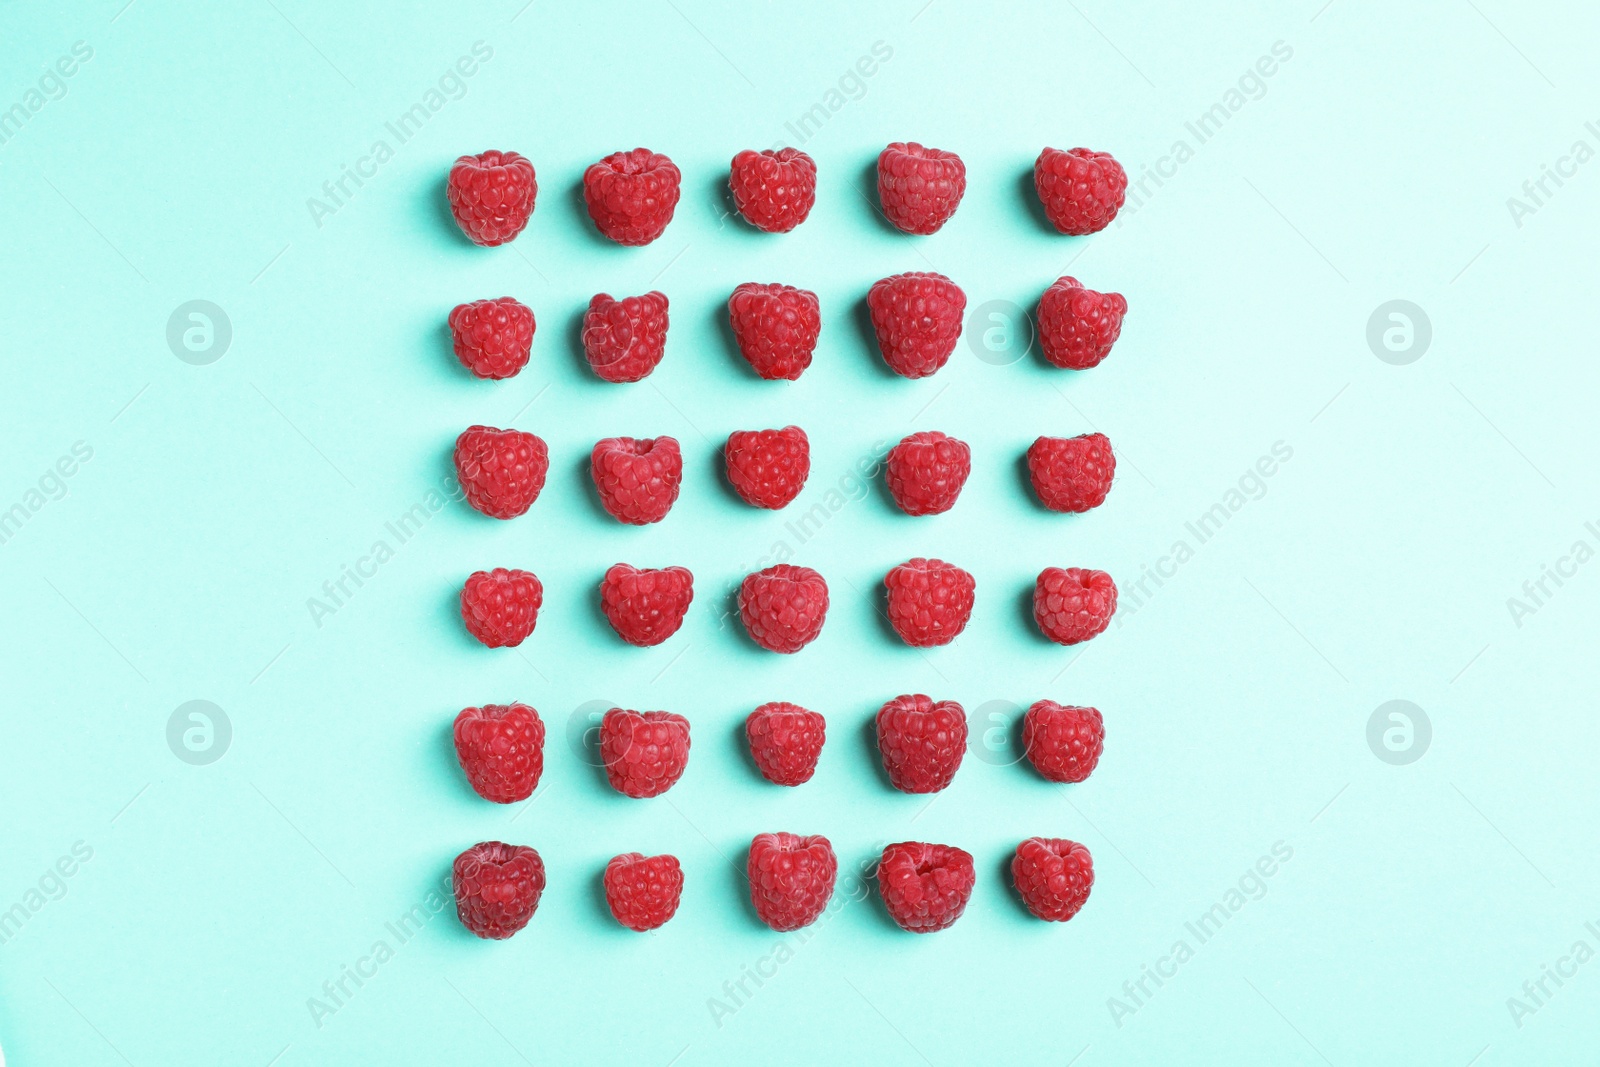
[441,144,1128,939]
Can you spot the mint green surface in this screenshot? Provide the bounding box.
[2,1,1597,1063]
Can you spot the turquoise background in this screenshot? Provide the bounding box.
[2,0,1598,1063]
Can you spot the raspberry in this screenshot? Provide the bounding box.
[454,426,549,519]
[582,291,669,383]
[729,148,817,233]
[590,436,682,525]
[746,702,826,786]
[876,142,966,235]
[1027,433,1115,513]
[604,852,684,931]
[876,841,975,933]
[1038,276,1127,370]
[876,694,967,793]
[868,272,966,379]
[884,431,971,515]
[1033,147,1127,235]
[460,568,543,648]
[599,563,694,647]
[448,297,534,380]
[600,708,690,798]
[1022,701,1104,784]
[747,832,837,931]
[1012,837,1093,922]
[727,283,821,381]
[738,565,829,653]
[447,150,537,246]
[885,559,975,648]
[453,703,545,803]
[725,426,810,509]
[1033,567,1117,645]
[583,148,681,246]
[453,841,545,939]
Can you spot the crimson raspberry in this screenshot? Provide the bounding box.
[877,142,966,235]
[600,708,690,798]
[1033,567,1117,645]
[604,852,684,931]
[739,565,829,653]
[1033,147,1127,235]
[448,297,534,380]
[748,832,837,931]
[876,694,967,793]
[725,426,809,509]
[1012,837,1093,922]
[876,841,975,933]
[1028,433,1115,513]
[453,841,545,939]
[582,291,669,383]
[884,431,971,515]
[1038,276,1127,370]
[885,559,975,648]
[746,702,826,786]
[599,564,694,647]
[447,150,537,246]
[454,426,549,519]
[461,568,543,648]
[583,148,681,246]
[1022,701,1104,784]
[591,436,682,525]
[727,282,821,381]
[729,148,817,233]
[454,703,545,803]
[868,272,966,378]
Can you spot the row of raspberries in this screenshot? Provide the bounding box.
[461,564,1117,650]
[454,699,1103,802]
[453,835,1094,938]
[456,427,1114,520]
[447,144,1127,246]
[449,274,1126,382]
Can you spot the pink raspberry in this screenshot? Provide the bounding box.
[448,297,534,380]
[590,436,682,525]
[876,694,967,793]
[745,702,826,786]
[600,709,690,799]
[1022,701,1104,784]
[748,832,837,931]
[877,142,966,234]
[885,558,975,648]
[1012,837,1093,922]
[876,841,975,933]
[884,431,971,515]
[1027,433,1115,513]
[738,565,829,653]
[725,426,810,509]
[729,148,817,233]
[599,564,694,647]
[454,426,549,519]
[868,272,966,379]
[1033,147,1127,235]
[582,291,669,383]
[453,703,545,803]
[583,148,681,246]
[1033,567,1117,645]
[447,150,537,246]
[727,283,821,381]
[604,852,684,931]
[1038,276,1127,370]
[453,841,545,939]
[460,568,543,648]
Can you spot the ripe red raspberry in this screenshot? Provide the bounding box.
[876,841,975,933]
[453,841,545,939]
[453,703,545,803]
[582,291,669,383]
[454,426,549,519]
[460,568,543,648]
[885,559,975,648]
[448,297,534,380]
[1038,276,1127,370]
[868,272,966,378]
[876,694,967,793]
[746,702,826,786]
[1033,147,1127,235]
[590,436,682,525]
[583,148,681,246]
[729,148,817,233]
[604,852,684,931]
[600,708,690,798]
[725,426,809,509]
[1022,701,1104,784]
[599,563,694,647]
[727,283,821,381]
[447,150,537,246]
[877,142,967,235]
[739,565,829,653]
[884,431,971,515]
[1027,433,1115,513]
[748,832,837,931]
[1033,567,1117,645]
[1012,837,1093,922]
